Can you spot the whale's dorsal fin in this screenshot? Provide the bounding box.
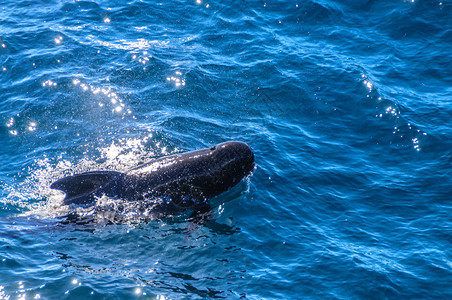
[50,171,122,204]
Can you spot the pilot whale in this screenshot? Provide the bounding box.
[51,141,254,216]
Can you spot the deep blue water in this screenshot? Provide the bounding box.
[1,0,452,298]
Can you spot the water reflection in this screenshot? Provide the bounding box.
[72,78,131,115]
[361,74,427,151]
[166,71,186,87]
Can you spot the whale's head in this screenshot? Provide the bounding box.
[211,141,255,176]
[193,141,254,197]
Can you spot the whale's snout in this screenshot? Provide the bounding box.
[214,141,255,177]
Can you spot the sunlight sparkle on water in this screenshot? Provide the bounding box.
[88,36,168,51]
[363,80,373,91]
[166,71,186,87]
[134,50,152,66]
[361,74,425,151]
[385,106,398,116]
[71,279,81,286]
[72,78,131,115]
[6,117,14,127]
[54,36,63,44]
[28,122,37,132]
[43,80,57,87]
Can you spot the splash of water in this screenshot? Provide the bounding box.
[6,135,179,222]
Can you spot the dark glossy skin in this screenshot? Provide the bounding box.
[51,141,254,213]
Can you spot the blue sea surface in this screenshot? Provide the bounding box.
[1,0,451,298]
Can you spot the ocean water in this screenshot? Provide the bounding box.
[1,0,451,298]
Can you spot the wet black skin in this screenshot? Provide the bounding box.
[50,141,254,215]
